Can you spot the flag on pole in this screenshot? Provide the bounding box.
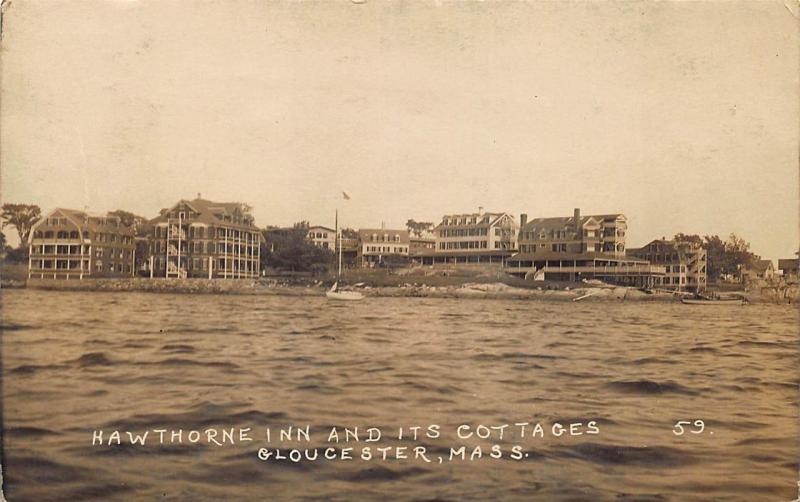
[342,191,350,200]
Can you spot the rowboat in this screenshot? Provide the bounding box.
[681,298,746,306]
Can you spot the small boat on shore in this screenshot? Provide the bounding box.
[681,296,747,306]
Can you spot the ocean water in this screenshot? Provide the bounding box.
[1,289,798,501]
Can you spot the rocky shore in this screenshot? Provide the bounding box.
[10,277,711,303]
[15,276,797,304]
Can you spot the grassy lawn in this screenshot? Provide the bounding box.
[1,260,28,281]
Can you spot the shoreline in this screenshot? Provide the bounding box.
[7,277,794,304]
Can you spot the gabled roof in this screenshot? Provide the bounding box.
[34,208,135,235]
[592,214,626,221]
[358,228,410,242]
[521,215,603,232]
[628,239,677,253]
[434,211,515,230]
[627,238,704,260]
[750,259,774,272]
[149,197,258,230]
[778,258,799,271]
[307,226,335,233]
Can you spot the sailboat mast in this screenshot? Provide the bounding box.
[336,208,342,278]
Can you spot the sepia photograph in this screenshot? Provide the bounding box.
[0,0,798,500]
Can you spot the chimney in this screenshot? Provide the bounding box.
[520,213,528,227]
[574,208,581,232]
[381,221,385,230]
[478,206,484,216]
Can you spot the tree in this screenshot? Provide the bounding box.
[702,233,757,281]
[0,231,5,250]
[1,203,41,248]
[406,219,433,238]
[108,209,148,234]
[673,233,703,245]
[724,232,757,273]
[261,224,333,273]
[703,235,726,281]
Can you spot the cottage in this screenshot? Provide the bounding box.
[627,238,707,291]
[306,226,337,250]
[357,228,410,267]
[778,258,798,282]
[743,259,775,281]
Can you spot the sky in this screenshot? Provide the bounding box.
[1,0,798,259]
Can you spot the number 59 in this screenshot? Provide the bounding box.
[673,420,705,435]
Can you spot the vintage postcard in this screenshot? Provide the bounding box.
[1,0,798,500]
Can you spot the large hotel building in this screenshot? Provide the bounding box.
[416,209,517,265]
[507,208,667,288]
[144,197,262,279]
[28,208,136,280]
[517,208,627,257]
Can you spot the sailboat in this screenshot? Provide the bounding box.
[326,208,364,301]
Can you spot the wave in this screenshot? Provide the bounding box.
[160,344,196,353]
[336,465,429,482]
[75,352,115,367]
[558,442,697,467]
[5,426,60,438]
[8,363,67,375]
[0,322,36,331]
[605,380,698,395]
[143,358,240,370]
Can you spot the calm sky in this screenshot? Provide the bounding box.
[2,1,797,259]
